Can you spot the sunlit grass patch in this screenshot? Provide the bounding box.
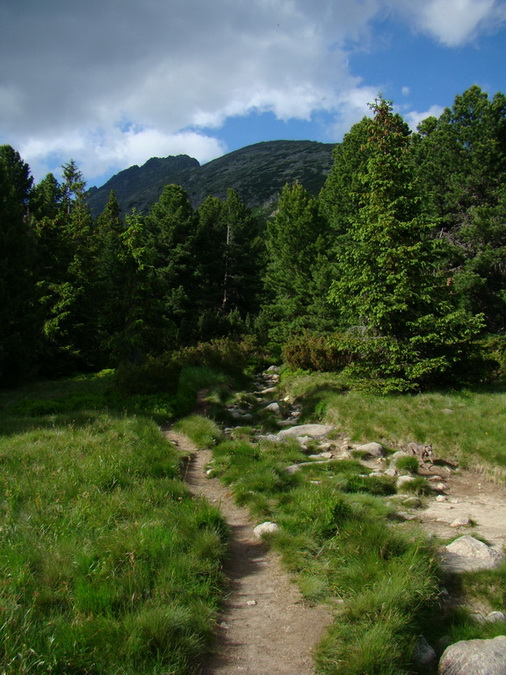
[0,410,227,673]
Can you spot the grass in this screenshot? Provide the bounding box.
[0,375,229,674]
[281,369,506,476]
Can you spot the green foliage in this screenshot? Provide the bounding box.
[282,333,351,372]
[395,455,419,473]
[114,354,182,395]
[327,97,484,391]
[0,145,38,385]
[174,415,223,449]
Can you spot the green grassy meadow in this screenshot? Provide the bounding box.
[0,373,228,674]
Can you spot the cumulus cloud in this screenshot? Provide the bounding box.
[0,0,503,183]
[405,105,446,131]
[392,0,506,46]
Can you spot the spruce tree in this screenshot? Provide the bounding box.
[329,98,483,390]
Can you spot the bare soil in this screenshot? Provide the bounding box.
[163,429,332,675]
[418,463,506,551]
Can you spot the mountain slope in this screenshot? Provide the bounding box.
[86,140,335,216]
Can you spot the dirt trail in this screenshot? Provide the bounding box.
[418,465,506,550]
[164,429,332,675]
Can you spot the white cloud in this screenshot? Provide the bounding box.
[405,105,445,130]
[0,0,504,183]
[391,0,506,46]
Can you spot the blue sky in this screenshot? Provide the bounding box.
[1,0,505,187]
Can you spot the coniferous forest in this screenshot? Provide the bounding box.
[1,85,505,391]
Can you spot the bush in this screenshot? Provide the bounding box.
[114,354,181,395]
[282,333,355,372]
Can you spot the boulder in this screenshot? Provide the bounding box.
[355,442,385,458]
[278,424,334,440]
[450,516,470,528]
[439,636,506,674]
[413,637,436,667]
[264,402,281,415]
[253,522,279,538]
[440,535,503,573]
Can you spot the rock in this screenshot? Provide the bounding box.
[440,535,503,572]
[253,522,279,538]
[439,636,506,674]
[308,452,333,460]
[413,637,436,667]
[278,424,334,440]
[442,408,455,414]
[436,495,448,502]
[246,600,257,606]
[384,468,397,477]
[285,464,301,475]
[266,365,279,372]
[355,442,384,458]
[485,611,506,623]
[390,450,411,462]
[264,402,281,415]
[397,474,417,488]
[259,386,277,395]
[450,516,470,527]
[435,482,447,492]
[402,496,422,508]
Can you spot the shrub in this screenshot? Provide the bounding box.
[114,354,181,395]
[282,333,354,372]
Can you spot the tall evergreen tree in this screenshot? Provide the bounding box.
[264,182,333,340]
[329,98,483,390]
[0,146,38,385]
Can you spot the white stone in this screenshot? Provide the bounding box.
[485,611,506,623]
[397,475,417,487]
[451,516,470,527]
[253,521,279,538]
[278,424,334,439]
[439,636,506,674]
[441,535,503,572]
[436,495,448,502]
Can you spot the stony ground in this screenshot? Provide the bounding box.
[164,429,332,675]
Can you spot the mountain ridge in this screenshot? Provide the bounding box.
[86,139,335,216]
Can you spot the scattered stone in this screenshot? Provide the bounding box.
[442,408,455,414]
[264,402,281,415]
[440,535,503,572]
[266,365,279,373]
[451,516,471,528]
[439,636,506,675]
[413,637,436,667]
[384,468,397,477]
[285,464,301,475]
[435,482,447,492]
[259,386,277,395]
[402,496,422,508]
[486,611,506,623]
[219,621,230,630]
[389,450,411,462]
[253,522,279,538]
[369,471,383,478]
[436,495,448,502]
[397,511,418,521]
[246,600,257,606]
[278,424,334,440]
[355,442,384,458]
[428,475,444,482]
[397,475,417,488]
[308,451,333,460]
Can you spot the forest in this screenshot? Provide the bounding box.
[1,85,505,392]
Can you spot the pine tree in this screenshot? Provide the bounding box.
[329,98,483,390]
[0,146,38,384]
[264,182,333,340]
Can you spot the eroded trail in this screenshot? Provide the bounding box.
[164,429,332,675]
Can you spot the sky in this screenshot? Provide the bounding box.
[1,0,505,188]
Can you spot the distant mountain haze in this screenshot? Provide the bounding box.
[86,140,335,217]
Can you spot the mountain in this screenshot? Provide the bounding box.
[86,140,335,216]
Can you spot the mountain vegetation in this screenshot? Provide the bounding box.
[86,140,335,216]
[1,85,505,391]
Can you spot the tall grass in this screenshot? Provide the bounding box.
[281,370,506,473]
[0,379,228,673]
